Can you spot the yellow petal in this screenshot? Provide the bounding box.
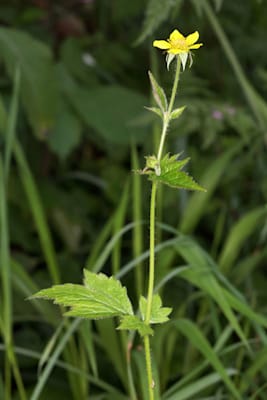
[185,31,199,46]
[153,40,171,50]
[169,29,185,42]
[189,43,203,49]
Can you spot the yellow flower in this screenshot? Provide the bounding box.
[153,29,203,54]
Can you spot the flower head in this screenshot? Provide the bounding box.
[153,29,203,70]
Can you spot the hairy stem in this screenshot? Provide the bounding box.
[157,57,181,161]
[144,55,181,400]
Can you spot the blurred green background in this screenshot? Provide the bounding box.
[1,0,267,399]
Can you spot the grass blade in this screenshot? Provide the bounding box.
[30,319,80,400]
[174,319,241,399]
[14,141,60,284]
[179,144,242,234]
[218,207,267,273]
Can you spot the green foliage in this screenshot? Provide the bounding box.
[63,79,148,145]
[0,27,59,138]
[142,153,205,191]
[139,295,172,324]
[32,270,133,319]
[175,319,241,400]
[148,71,168,113]
[48,101,82,159]
[136,0,184,44]
[1,0,267,399]
[118,315,153,337]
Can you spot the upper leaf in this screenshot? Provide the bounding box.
[139,294,172,324]
[145,153,206,191]
[170,106,186,120]
[31,270,133,319]
[144,106,163,119]
[148,71,168,112]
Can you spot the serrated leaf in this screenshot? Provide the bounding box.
[83,270,133,315]
[170,106,186,120]
[117,315,153,336]
[31,270,133,319]
[144,106,163,119]
[139,294,172,324]
[148,153,206,191]
[148,71,167,112]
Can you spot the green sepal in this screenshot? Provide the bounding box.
[170,106,186,120]
[117,315,153,337]
[144,106,163,119]
[30,270,133,320]
[166,53,176,70]
[139,294,172,324]
[148,71,168,112]
[179,52,189,71]
[147,153,206,192]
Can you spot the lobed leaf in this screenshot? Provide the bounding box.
[31,270,133,320]
[148,153,206,191]
[117,315,153,336]
[139,294,172,324]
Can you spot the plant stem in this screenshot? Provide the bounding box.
[145,181,157,326]
[144,56,181,400]
[157,57,181,161]
[144,335,154,399]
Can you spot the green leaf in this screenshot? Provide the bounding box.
[179,266,248,346]
[147,153,206,191]
[117,315,153,336]
[0,27,59,137]
[218,207,267,273]
[175,236,249,347]
[60,65,148,145]
[0,94,7,134]
[31,270,133,319]
[175,319,241,400]
[136,0,184,44]
[139,294,172,324]
[48,101,82,159]
[179,144,242,233]
[148,71,167,112]
[170,106,186,120]
[144,106,163,119]
[165,371,236,400]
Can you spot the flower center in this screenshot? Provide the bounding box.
[170,38,188,50]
